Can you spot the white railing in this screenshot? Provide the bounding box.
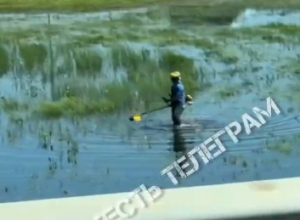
[0,177,300,220]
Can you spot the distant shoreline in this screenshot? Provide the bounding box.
[0,0,300,13]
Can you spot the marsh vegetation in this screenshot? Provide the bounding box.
[1,0,300,202]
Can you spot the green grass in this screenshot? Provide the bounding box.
[267,141,293,155]
[169,0,300,25]
[1,0,300,120]
[109,45,201,111]
[216,85,241,100]
[170,4,241,25]
[74,29,218,49]
[0,30,41,41]
[1,98,29,112]
[0,45,9,76]
[0,0,180,12]
[101,82,137,111]
[0,48,203,118]
[216,27,272,38]
[73,49,103,76]
[34,80,164,118]
[5,41,103,77]
[215,23,300,44]
[159,51,200,93]
[71,24,217,49]
[216,27,287,43]
[282,82,300,104]
[1,0,300,22]
[193,39,216,50]
[111,44,149,73]
[214,47,239,64]
[19,42,48,72]
[74,34,117,46]
[36,97,115,119]
[264,24,300,41]
[293,63,300,75]
[280,60,300,77]
[69,24,299,48]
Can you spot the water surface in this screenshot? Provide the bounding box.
[1,7,300,203]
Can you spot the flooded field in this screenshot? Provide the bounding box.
[1,5,300,203]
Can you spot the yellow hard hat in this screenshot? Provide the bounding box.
[170,71,181,79]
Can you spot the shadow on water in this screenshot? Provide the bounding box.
[173,127,187,156]
[172,127,195,181]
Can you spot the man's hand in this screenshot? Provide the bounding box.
[162,97,171,106]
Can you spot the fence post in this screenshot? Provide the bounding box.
[47,13,55,101]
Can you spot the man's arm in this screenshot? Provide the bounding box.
[162,84,189,105]
[162,96,171,105]
[162,87,173,105]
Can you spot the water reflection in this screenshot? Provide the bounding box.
[173,127,187,158]
[172,127,189,181]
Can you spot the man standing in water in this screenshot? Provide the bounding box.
[163,71,192,127]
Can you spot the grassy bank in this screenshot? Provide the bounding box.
[1,0,300,13]
[169,0,300,25]
[0,0,180,12]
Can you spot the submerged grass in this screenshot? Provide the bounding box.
[0,30,42,41]
[110,45,201,111]
[215,27,287,44]
[169,0,300,25]
[216,24,300,44]
[73,49,103,76]
[19,43,48,72]
[264,24,300,37]
[293,63,300,75]
[37,97,115,119]
[58,24,298,50]
[215,85,241,100]
[111,44,147,73]
[74,26,217,50]
[214,46,239,64]
[0,45,9,76]
[160,51,200,94]
[17,46,202,118]
[1,0,300,121]
[267,140,293,155]
[101,82,137,111]
[1,98,29,112]
[65,20,300,47]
